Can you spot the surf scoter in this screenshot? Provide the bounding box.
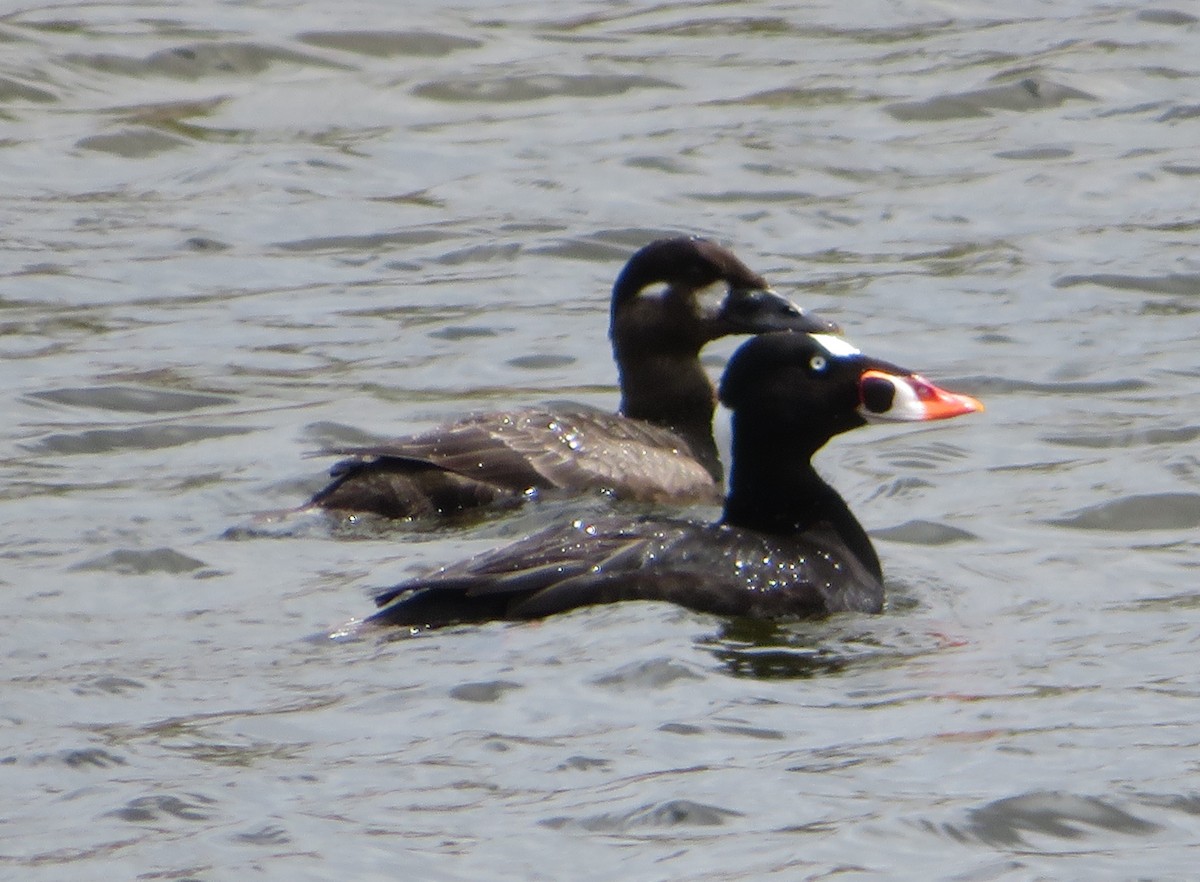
[308,237,837,519]
[364,331,982,628]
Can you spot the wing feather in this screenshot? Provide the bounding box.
[325,405,718,503]
[368,516,884,627]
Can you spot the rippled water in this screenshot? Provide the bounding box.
[3,1,1199,878]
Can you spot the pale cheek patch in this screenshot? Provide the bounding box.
[695,283,725,314]
[809,333,860,358]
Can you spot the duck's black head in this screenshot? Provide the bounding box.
[719,331,982,537]
[609,237,836,355]
[719,331,983,450]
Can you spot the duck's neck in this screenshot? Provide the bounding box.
[614,350,722,481]
[720,414,881,581]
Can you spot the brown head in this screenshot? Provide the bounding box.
[607,236,839,480]
[609,237,836,357]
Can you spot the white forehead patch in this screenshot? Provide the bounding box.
[810,333,860,358]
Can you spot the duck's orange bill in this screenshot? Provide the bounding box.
[861,370,985,422]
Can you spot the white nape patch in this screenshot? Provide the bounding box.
[810,333,860,358]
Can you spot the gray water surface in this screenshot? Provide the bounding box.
[3,1,1200,879]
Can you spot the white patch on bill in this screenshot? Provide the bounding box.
[810,333,860,357]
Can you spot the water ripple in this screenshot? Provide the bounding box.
[887,77,1095,121]
[297,30,482,58]
[943,791,1160,848]
[1049,492,1200,531]
[542,798,742,832]
[413,72,678,103]
[1055,272,1200,296]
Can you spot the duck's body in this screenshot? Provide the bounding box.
[370,516,883,626]
[310,403,720,518]
[366,332,982,628]
[309,238,835,519]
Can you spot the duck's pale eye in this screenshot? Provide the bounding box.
[810,355,827,372]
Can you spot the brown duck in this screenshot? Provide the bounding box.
[309,237,837,519]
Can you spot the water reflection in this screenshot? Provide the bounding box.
[699,616,932,681]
